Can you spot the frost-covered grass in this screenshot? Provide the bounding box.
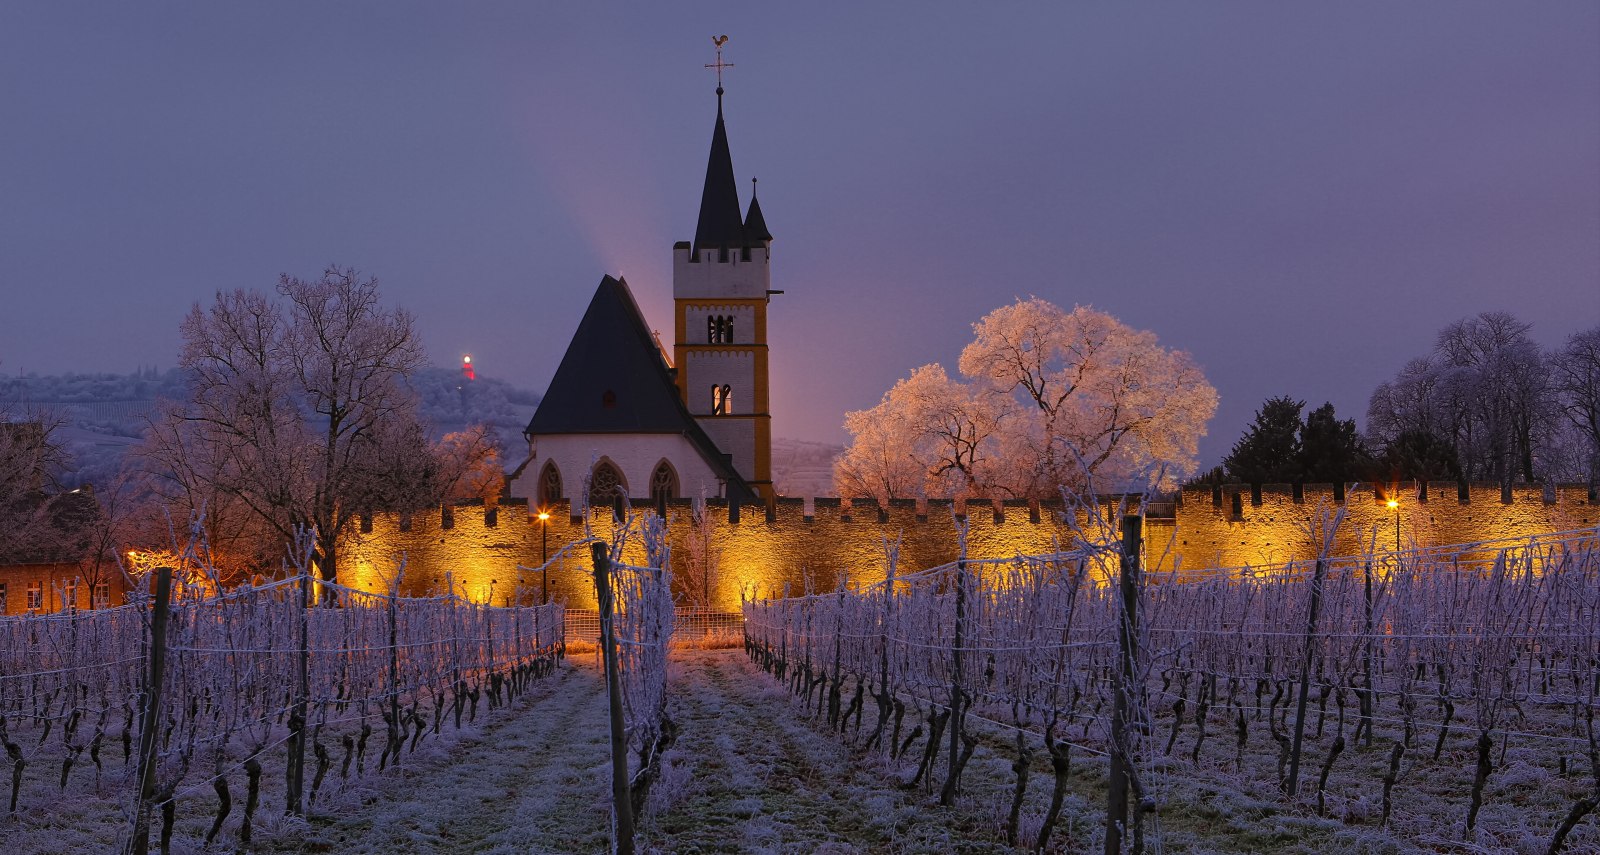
[0,660,576,854]
[641,650,1017,853]
[6,648,1596,853]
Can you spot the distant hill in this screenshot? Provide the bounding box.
[0,367,542,488]
[771,437,842,500]
[408,366,541,454]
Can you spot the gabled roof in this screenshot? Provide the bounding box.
[526,276,754,501]
[692,90,748,257]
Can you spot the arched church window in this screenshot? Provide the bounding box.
[539,461,562,506]
[589,460,627,518]
[706,315,717,344]
[650,459,677,503]
[724,316,734,343]
[712,384,732,415]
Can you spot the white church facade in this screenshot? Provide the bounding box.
[507,81,777,511]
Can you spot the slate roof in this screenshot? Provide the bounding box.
[525,276,754,501]
[692,91,749,257]
[744,193,772,244]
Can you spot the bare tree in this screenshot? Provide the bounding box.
[142,267,428,586]
[0,411,81,565]
[1368,312,1560,485]
[431,425,505,505]
[1550,326,1600,488]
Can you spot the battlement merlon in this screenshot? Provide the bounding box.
[673,241,772,300]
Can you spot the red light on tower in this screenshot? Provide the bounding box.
[462,354,475,381]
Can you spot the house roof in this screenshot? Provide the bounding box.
[525,275,754,501]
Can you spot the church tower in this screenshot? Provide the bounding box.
[672,82,777,499]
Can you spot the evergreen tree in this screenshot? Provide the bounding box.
[1224,396,1304,484]
[1377,429,1462,483]
[1299,402,1369,484]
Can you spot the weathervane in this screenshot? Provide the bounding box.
[706,34,733,91]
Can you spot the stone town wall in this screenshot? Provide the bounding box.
[1165,482,1597,571]
[338,484,1598,612]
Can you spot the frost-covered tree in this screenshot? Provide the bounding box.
[431,424,505,505]
[834,364,1007,503]
[1367,312,1557,485]
[837,298,1217,500]
[142,267,431,584]
[0,413,80,563]
[1550,325,1600,488]
[958,299,1217,495]
[833,383,928,504]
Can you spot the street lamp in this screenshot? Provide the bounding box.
[537,510,551,605]
[1386,498,1400,554]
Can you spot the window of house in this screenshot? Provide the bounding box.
[0,583,7,615]
[650,460,677,503]
[93,582,110,610]
[63,578,78,612]
[540,461,563,506]
[589,461,627,518]
[26,582,43,612]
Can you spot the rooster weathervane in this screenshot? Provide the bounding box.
[706,35,734,89]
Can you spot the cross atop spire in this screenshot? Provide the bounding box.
[706,34,733,93]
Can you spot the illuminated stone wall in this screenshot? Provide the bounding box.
[338,484,1597,611]
[1163,482,1598,571]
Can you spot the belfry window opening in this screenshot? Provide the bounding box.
[707,314,734,344]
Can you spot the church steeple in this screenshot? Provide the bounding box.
[673,42,777,499]
[693,88,747,258]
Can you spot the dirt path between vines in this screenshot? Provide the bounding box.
[645,648,1010,854]
[291,648,1011,854]
[294,659,615,854]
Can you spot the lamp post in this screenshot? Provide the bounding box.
[1386,498,1400,554]
[538,510,551,605]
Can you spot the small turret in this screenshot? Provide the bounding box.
[744,179,772,245]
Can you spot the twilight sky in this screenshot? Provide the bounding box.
[2,4,1597,468]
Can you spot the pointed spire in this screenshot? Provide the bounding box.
[693,88,746,256]
[744,177,772,243]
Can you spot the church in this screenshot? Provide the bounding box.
[507,80,777,511]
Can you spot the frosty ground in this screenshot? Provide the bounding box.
[4,647,1594,854]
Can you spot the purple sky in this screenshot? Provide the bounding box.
[2,4,1597,468]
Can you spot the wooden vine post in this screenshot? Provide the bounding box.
[1106,516,1142,855]
[939,557,967,806]
[592,542,636,855]
[1286,557,1328,797]
[285,569,311,816]
[127,566,172,855]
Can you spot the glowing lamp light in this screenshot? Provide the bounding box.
[1386,499,1399,510]
[538,511,550,522]
[461,353,475,381]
